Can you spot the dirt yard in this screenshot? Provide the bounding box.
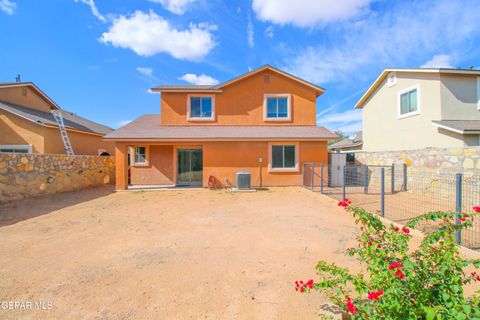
[0,187,478,319]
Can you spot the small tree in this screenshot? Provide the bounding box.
[328,130,348,146]
[295,201,480,319]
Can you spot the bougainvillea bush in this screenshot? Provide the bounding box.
[296,201,480,319]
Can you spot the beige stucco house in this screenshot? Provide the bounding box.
[355,68,480,152]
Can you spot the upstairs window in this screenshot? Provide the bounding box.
[264,94,291,121]
[188,95,215,120]
[398,86,420,118]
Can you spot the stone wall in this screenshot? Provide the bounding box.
[354,147,480,173]
[0,154,115,203]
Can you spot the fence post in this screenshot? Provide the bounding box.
[391,164,395,194]
[403,164,408,191]
[364,165,369,194]
[380,168,385,218]
[320,163,324,193]
[342,165,346,201]
[455,173,462,245]
[302,162,306,187]
[311,162,315,191]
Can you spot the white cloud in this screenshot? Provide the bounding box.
[264,26,274,38]
[421,54,453,68]
[335,121,362,134]
[75,0,106,22]
[247,18,254,48]
[136,67,154,77]
[100,11,216,61]
[179,73,219,85]
[148,0,195,15]
[252,0,373,27]
[0,0,16,15]
[117,120,132,127]
[317,109,362,123]
[286,0,480,84]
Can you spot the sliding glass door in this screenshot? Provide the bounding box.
[177,148,203,187]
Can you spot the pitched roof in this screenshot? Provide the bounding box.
[328,131,363,149]
[0,101,113,135]
[432,120,480,134]
[354,68,480,109]
[104,115,337,141]
[0,82,61,110]
[151,65,325,96]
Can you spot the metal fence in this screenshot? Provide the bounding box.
[303,163,480,249]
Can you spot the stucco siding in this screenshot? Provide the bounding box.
[362,73,466,151]
[160,70,317,126]
[43,126,115,155]
[0,86,53,112]
[440,74,480,120]
[0,109,45,152]
[130,145,174,185]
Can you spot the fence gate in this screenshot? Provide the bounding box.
[328,153,346,187]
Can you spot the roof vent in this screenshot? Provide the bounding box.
[264,74,270,84]
[15,74,21,83]
[236,171,251,190]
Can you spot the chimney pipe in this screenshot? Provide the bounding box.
[15,74,21,83]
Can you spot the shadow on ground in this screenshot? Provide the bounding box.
[0,185,114,227]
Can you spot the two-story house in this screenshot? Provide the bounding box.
[354,68,480,152]
[105,65,336,189]
[0,81,115,155]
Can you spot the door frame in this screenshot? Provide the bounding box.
[174,146,203,187]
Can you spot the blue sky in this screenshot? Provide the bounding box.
[1,0,480,134]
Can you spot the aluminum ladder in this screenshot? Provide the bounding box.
[51,110,75,155]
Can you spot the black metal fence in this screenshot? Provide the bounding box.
[303,163,480,249]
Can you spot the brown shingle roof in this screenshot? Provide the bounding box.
[432,120,480,134]
[104,115,337,140]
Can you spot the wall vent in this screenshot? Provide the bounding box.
[264,74,270,84]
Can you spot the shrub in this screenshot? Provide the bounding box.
[296,201,480,319]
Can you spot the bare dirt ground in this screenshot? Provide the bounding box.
[0,186,478,319]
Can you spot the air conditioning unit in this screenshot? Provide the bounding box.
[236,171,251,190]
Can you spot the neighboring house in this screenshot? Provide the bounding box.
[105,65,336,189]
[329,131,363,152]
[354,68,480,152]
[0,82,115,155]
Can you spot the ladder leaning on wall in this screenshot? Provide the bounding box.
[51,110,75,156]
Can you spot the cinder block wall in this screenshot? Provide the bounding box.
[0,154,115,203]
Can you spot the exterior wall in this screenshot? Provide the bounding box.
[362,73,466,151]
[0,86,53,112]
[124,140,328,189]
[354,147,480,173]
[43,126,115,156]
[160,70,318,126]
[130,145,174,185]
[0,153,115,203]
[440,74,480,120]
[0,109,45,153]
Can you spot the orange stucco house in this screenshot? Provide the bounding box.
[0,82,115,156]
[105,65,336,190]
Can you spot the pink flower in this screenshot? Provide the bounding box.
[394,226,400,231]
[473,206,480,213]
[396,269,406,280]
[401,227,410,234]
[388,261,404,270]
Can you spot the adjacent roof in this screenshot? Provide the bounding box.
[0,101,113,135]
[104,115,337,141]
[151,65,325,96]
[329,131,363,150]
[0,82,61,110]
[432,120,480,134]
[354,68,480,109]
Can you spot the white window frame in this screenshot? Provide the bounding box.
[268,142,299,172]
[0,144,32,154]
[397,85,421,119]
[386,72,397,88]
[263,93,292,122]
[187,94,215,121]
